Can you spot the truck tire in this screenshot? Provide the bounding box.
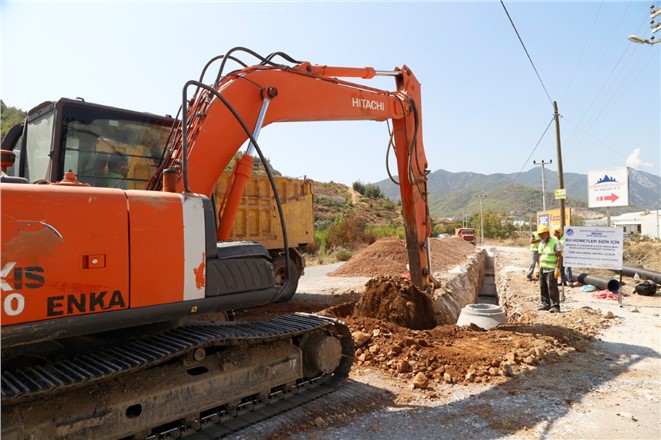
[273,256,299,302]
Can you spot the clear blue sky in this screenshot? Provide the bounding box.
[2,1,660,186]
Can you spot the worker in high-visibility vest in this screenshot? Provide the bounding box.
[526,230,541,281]
[536,225,563,313]
[553,225,572,288]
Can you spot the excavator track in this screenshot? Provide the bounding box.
[1,313,354,440]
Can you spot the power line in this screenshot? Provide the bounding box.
[569,2,634,126]
[500,0,553,106]
[561,115,628,159]
[563,49,656,164]
[563,43,645,149]
[582,48,652,134]
[562,2,652,160]
[563,1,604,103]
[513,116,555,184]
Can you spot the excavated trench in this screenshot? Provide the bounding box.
[333,246,493,329]
[429,246,492,325]
[320,238,496,330]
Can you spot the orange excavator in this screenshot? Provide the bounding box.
[1,48,433,439]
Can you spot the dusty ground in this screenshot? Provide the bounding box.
[232,238,661,439]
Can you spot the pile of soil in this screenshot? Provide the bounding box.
[329,237,477,278]
[326,307,614,388]
[239,241,624,391]
[318,242,620,388]
[353,276,436,330]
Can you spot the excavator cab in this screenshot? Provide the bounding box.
[2,98,176,188]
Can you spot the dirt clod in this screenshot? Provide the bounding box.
[354,276,436,330]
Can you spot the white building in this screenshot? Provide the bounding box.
[585,210,660,239]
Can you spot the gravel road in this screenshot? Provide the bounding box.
[232,246,661,440]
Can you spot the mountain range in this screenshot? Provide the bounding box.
[376,168,661,219]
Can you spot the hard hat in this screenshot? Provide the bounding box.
[553,225,563,235]
[537,225,550,234]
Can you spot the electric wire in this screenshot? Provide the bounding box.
[563,1,604,103]
[512,116,555,185]
[570,2,636,134]
[569,2,634,129]
[561,115,628,159]
[582,47,653,137]
[500,0,553,106]
[563,1,651,153]
[565,46,654,162]
[540,3,653,174]
[570,44,641,144]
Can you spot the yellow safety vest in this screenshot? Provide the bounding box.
[530,232,540,252]
[539,237,559,270]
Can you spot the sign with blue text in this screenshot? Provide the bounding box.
[563,226,623,270]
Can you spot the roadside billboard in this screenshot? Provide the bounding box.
[537,208,572,228]
[563,226,624,270]
[587,167,629,208]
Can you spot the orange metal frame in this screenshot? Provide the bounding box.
[169,62,432,289]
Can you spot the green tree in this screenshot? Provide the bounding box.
[352,181,384,199]
[1,101,27,140]
[433,221,462,236]
[363,183,384,199]
[352,180,366,195]
[470,210,517,239]
[571,215,585,226]
[325,213,368,249]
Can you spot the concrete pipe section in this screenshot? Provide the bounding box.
[456,303,506,330]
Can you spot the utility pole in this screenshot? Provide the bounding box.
[533,159,552,211]
[475,193,486,245]
[628,4,661,45]
[554,101,566,229]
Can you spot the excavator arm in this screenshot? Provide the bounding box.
[163,60,434,290]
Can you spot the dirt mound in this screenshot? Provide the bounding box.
[330,236,477,277]
[237,246,622,391]
[344,315,601,387]
[353,276,436,330]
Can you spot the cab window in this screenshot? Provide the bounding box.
[62,117,171,189]
[23,113,55,182]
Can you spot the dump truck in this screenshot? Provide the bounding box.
[455,227,477,245]
[216,172,314,300]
